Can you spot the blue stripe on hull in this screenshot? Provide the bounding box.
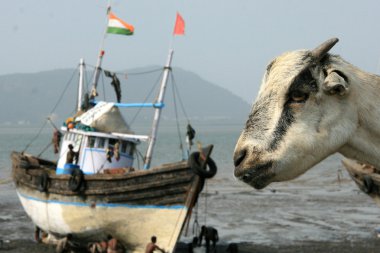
[18,191,186,210]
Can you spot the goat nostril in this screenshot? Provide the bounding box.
[234,148,247,167]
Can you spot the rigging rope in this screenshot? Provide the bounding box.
[170,74,185,159]
[37,142,53,157]
[122,68,162,76]
[204,180,208,226]
[135,148,145,170]
[192,203,200,236]
[129,71,163,126]
[22,67,79,153]
[86,64,162,76]
[170,72,190,123]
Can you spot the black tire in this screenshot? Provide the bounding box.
[37,172,49,192]
[363,175,374,194]
[188,152,217,179]
[69,168,84,192]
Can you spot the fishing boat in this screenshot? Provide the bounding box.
[11,6,217,253]
[342,159,380,205]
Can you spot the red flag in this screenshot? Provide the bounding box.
[173,12,185,35]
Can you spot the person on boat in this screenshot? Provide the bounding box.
[114,142,120,161]
[145,236,165,253]
[106,147,114,163]
[52,129,62,154]
[198,226,219,253]
[66,144,78,164]
[107,235,125,253]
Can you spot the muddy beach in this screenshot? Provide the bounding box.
[2,239,380,253]
[3,156,380,253]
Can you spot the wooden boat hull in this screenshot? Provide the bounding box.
[342,158,380,205]
[12,151,204,253]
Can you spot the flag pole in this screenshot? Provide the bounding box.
[144,12,185,169]
[168,13,176,50]
[144,48,174,169]
[90,0,112,99]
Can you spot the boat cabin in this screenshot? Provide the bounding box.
[57,128,142,174]
[56,102,149,174]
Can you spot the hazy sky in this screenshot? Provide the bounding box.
[2,0,380,103]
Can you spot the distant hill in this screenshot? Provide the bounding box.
[0,67,250,127]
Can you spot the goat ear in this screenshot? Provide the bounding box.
[322,71,349,96]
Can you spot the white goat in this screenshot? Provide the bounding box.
[234,38,380,189]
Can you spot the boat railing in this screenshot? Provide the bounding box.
[92,100,165,109]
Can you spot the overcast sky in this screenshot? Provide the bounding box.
[2,0,380,103]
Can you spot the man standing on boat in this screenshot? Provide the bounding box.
[66,144,78,164]
[145,236,165,253]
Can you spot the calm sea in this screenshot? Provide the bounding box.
[1,124,380,245]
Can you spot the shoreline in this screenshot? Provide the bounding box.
[2,239,380,253]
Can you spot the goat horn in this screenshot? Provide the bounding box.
[311,38,339,61]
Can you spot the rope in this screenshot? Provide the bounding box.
[170,74,185,159]
[192,203,200,236]
[122,68,162,76]
[135,148,145,170]
[204,180,208,226]
[86,64,162,76]
[168,205,187,249]
[87,67,96,92]
[129,71,164,126]
[22,67,79,153]
[37,142,53,157]
[171,72,190,122]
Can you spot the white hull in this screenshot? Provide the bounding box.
[17,190,188,253]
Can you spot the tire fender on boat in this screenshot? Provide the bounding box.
[188,152,217,179]
[69,168,84,192]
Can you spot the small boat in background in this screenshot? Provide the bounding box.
[11,5,217,253]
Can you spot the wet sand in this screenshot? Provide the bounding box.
[2,239,380,253]
[3,130,380,252]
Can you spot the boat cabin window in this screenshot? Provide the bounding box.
[65,133,72,141]
[65,133,78,141]
[129,143,135,156]
[121,141,127,153]
[121,141,135,155]
[97,138,105,148]
[109,138,117,147]
[87,137,96,148]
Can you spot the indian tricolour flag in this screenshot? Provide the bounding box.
[107,12,134,36]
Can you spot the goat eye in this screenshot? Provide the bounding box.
[289,91,307,103]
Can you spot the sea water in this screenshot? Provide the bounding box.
[0,124,379,245]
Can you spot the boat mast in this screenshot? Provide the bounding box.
[77,58,85,112]
[90,1,111,99]
[144,49,174,169]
